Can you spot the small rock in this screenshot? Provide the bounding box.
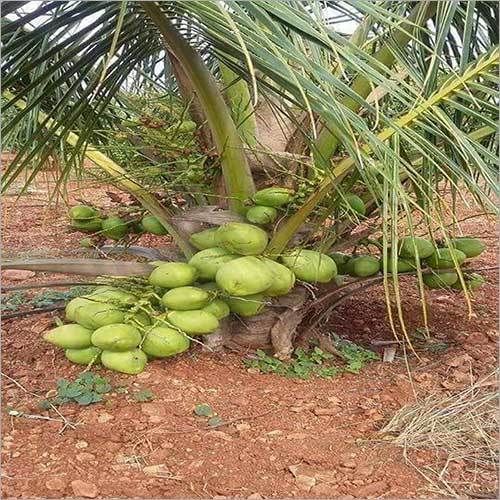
[446,354,473,368]
[76,452,96,462]
[340,460,357,469]
[45,478,66,491]
[313,470,337,482]
[75,440,88,449]
[161,442,174,449]
[142,464,168,476]
[467,332,489,345]
[207,431,232,441]
[356,464,374,477]
[149,415,163,424]
[136,372,151,379]
[314,407,339,416]
[247,494,263,499]
[311,483,339,496]
[266,430,283,437]
[286,432,309,440]
[11,452,20,458]
[3,270,36,281]
[141,403,166,417]
[247,368,260,374]
[115,454,128,464]
[327,396,341,405]
[97,412,114,423]
[70,480,99,498]
[236,423,251,432]
[352,480,388,498]
[295,475,316,492]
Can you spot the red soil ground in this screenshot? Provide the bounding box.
[1,175,498,499]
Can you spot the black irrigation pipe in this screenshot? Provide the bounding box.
[2,281,98,292]
[3,304,66,320]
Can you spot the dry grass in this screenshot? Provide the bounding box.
[381,371,499,498]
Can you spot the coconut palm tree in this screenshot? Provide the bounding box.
[2,1,498,356]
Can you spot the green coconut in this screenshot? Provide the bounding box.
[252,187,295,207]
[188,247,238,281]
[71,218,103,233]
[43,324,93,349]
[162,286,209,311]
[215,222,269,255]
[79,237,94,248]
[65,346,102,365]
[141,215,168,235]
[423,271,458,289]
[91,323,142,351]
[166,310,219,335]
[202,299,230,319]
[216,256,273,296]
[69,205,99,220]
[450,237,485,258]
[189,228,219,250]
[148,262,198,288]
[260,258,296,296]
[398,237,435,259]
[142,326,190,358]
[451,273,485,291]
[65,296,94,322]
[74,302,125,329]
[246,206,278,225]
[345,255,380,277]
[101,216,129,240]
[329,252,351,274]
[226,293,266,317]
[177,120,197,133]
[344,194,366,216]
[281,249,337,283]
[101,349,147,374]
[382,257,418,274]
[426,248,466,269]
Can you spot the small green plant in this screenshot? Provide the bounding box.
[30,286,93,308]
[244,339,379,379]
[132,389,155,402]
[39,372,112,408]
[330,336,380,374]
[194,403,215,417]
[1,286,93,313]
[1,291,27,312]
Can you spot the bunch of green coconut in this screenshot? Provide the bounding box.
[47,187,342,375]
[51,188,486,375]
[69,204,178,247]
[330,235,486,291]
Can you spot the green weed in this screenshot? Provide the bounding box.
[38,372,112,408]
[244,338,379,379]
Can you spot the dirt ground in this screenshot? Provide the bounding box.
[1,174,498,499]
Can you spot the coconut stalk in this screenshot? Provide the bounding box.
[313,1,438,171]
[142,2,255,215]
[3,90,195,258]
